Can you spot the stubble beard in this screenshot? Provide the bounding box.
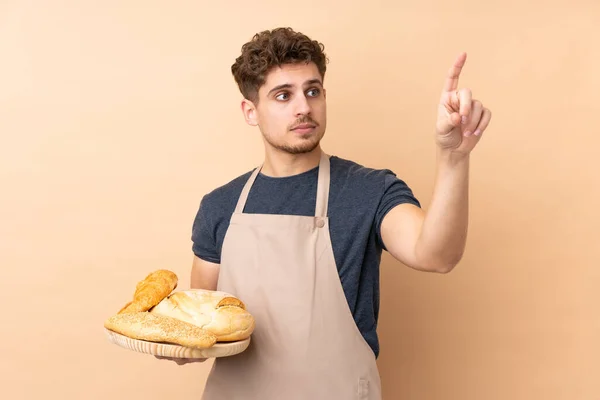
[263,130,323,155]
[267,137,321,154]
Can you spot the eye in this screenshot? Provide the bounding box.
[307,88,320,97]
[275,92,289,101]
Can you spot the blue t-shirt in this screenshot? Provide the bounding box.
[191,155,421,358]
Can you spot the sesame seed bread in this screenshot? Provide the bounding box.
[104,312,217,349]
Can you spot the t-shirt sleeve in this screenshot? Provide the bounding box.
[375,172,421,251]
[191,196,221,263]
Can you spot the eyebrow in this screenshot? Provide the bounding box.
[267,79,323,96]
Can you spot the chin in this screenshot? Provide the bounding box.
[264,131,322,154]
[276,139,321,155]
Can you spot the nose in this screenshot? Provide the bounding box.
[294,94,311,116]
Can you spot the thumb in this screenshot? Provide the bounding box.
[437,111,461,135]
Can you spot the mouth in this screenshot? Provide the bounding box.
[291,123,317,134]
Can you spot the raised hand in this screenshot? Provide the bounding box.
[435,52,492,155]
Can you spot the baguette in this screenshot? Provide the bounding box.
[118,269,178,314]
[104,312,217,349]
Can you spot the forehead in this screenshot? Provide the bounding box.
[261,62,322,91]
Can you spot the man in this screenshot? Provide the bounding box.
[165,27,491,399]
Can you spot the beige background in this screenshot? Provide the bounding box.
[1,1,598,399]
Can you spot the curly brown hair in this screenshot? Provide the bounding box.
[231,27,329,103]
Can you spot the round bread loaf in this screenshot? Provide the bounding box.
[149,289,255,342]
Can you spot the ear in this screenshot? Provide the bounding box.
[241,99,258,126]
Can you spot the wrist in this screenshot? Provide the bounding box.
[436,148,470,168]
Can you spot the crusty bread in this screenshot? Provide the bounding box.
[118,270,178,314]
[150,289,255,342]
[104,312,217,349]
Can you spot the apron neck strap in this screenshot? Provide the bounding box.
[315,151,330,218]
[234,151,331,218]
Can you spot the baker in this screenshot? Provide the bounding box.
[161,27,492,399]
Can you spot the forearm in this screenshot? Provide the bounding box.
[415,149,470,272]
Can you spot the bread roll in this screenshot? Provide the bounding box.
[104,312,217,349]
[118,269,178,314]
[150,289,255,342]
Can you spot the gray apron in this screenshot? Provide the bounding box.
[202,151,382,399]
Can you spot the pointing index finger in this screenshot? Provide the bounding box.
[442,52,467,93]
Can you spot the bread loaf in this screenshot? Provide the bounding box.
[150,289,255,342]
[118,269,178,314]
[104,312,217,349]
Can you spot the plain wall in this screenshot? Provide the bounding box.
[1,1,598,399]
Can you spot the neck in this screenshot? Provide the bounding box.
[261,145,322,177]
